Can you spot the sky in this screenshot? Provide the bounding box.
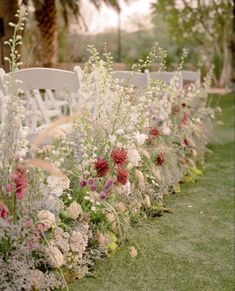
[79,0,153,34]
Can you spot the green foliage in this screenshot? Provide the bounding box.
[0,236,12,259]
[151,0,233,86]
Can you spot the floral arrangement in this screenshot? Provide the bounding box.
[0,9,215,291]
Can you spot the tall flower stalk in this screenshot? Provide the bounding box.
[0,8,28,219]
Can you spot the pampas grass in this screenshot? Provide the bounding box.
[135,169,145,191]
[25,159,65,177]
[31,115,80,150]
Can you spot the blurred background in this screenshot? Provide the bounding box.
[0,0,234,88]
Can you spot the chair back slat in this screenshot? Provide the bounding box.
[181,70,200,83]
[148,71,183,88]
[8,68,80,92]
[0,67,81,129]
[112,71,148,89]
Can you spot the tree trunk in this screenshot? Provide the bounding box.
[218,39,231,88]
[33,0,57,67]
[0,0,19,72]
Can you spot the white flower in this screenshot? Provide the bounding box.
[106,213,116,224]
[109,135,116,144]
[130,246,138,257]
[47,175,70,197]
[115,128,125,135]
[128,149,141,167]
[117,180,131,196]
[37,210,56,229]
[134,132,148,145]
[30,270,45,289]
[144,194,151,207]
[162,124,171,135]
[67,201,82,220]
[45,246,65,268]
[70,231,87,256]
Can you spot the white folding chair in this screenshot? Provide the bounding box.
[2,67,81,129]
[181,70,201,84]
[112,71,148,89]
[148,71,183,89]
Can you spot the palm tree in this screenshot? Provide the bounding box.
[0,0,124,69]
[32,0,123,67]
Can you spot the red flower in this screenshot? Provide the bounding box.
[111,148,128,166]
[12,166,28,199]
[116,167,128,185]
[149,127,160,137]
[181,111,190,127]
[0,202,8,219]
[156,152,165,166]
[184,138,189,147]
[94,158,109,177]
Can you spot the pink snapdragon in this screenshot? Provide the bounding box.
[181,111,190,127]
[12,166,28,199]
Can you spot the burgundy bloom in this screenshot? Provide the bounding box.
[94,158,109,177]
[87,178,95,185]
[111,148,128,166]
[116,167,128,185]
[183,138,189,147]
[146,127,160,145]
[156,152,165,166]
[90,184,97,192]
[99,191,109,200]
[149,127,160,137]
[80,179,87,187]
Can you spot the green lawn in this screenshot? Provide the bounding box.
[68,94,234,291]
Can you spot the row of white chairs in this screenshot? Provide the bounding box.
[112,70,200,90]
[0,67,81,130]
[0,67,200,131]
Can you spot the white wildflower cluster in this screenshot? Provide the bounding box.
[39,175,70,201]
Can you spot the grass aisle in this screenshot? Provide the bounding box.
[69,94,234,291]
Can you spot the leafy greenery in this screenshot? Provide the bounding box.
[151,0,233,87]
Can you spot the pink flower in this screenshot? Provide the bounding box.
[104,179,113,192]
[6,184,13,192]
[181,111,190,127]
[90,184,97,191]
[99,191,109,200]
[80,179,87,187]
[12,166,28,199]
[88,178,95,185]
